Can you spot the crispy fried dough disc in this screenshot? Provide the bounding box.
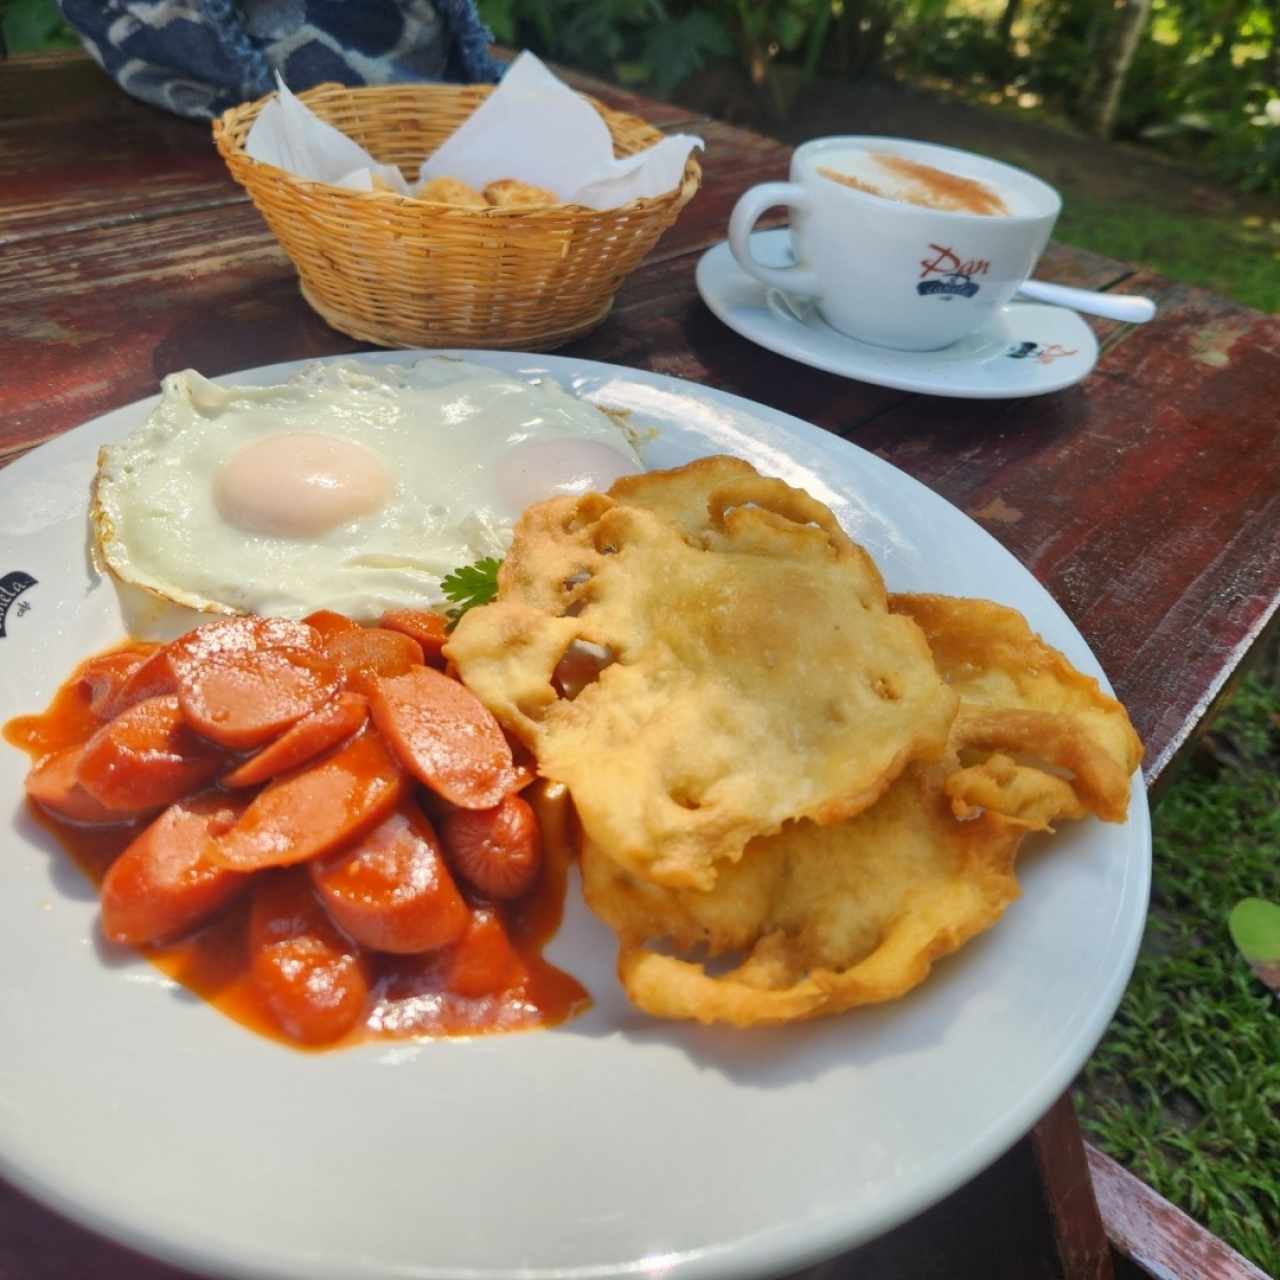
[448,457,957,890]
[583,592,1144,1027]
[583,756,1030,1026]
[889,594,1143,824]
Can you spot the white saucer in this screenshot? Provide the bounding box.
[697,229,1099,398]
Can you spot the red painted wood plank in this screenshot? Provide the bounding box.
[0,202,1125,470]
[1087,1145,1273,1280]
[0,54,239,244]
[4,56,1272,801]
[0,205,356,464]
[1036,245,1134,293]
[1033,1097,1116,1280]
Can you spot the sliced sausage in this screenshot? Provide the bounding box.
[100,791,251,945]
[310,800,470,954]
[367,666,517,809]
[222,693,368,788]
[76,695,223,812]
[209,730,404,871]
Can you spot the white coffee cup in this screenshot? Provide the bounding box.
[728,137,1061,351]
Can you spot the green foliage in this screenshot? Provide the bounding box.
[623,9,734,95]
[1075,671,1280,1275]
[1206,107,1280,196]
[2,0,78,53]
[476,0,890,108]
[478,0,1280,194]
[478,0,734,95]
[891,0,1280,194]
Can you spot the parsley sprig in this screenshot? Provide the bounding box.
[440,556,502,625]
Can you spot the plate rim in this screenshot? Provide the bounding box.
[0,349,1150,1280]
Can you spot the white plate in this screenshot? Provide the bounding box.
[0,351,1148,1280]
[697,229,1099,398]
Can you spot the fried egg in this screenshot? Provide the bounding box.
[92,359,643,621]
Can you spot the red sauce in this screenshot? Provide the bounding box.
[4,643,590,1051]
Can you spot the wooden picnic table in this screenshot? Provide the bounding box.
[1,47,1277,1280]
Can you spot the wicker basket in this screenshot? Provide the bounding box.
[213,82,701,350]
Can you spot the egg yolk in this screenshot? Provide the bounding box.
[215,433,392,538]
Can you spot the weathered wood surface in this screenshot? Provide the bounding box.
[0,52,240,243]
[3,47,1278,1280]
[1087,1146,1274,1280]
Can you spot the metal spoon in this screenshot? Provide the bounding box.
[1017,279,1156,324]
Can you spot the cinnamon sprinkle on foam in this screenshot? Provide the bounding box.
[819,153,1010,217]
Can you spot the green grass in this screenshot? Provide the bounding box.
[963,139,1280,314]
[1074,671,1280,1275]
[1054,195,1280,315]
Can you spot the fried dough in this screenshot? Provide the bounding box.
[583,754,1030,1026]
[889,594,1143,824]
[581,592,1142,1026]
[447,457,957,891]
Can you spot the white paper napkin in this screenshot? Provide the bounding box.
[419,52,702,209]
[243,55,701,210]
[245,76,412,194]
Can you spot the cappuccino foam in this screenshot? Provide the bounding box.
[819,150,1013,217]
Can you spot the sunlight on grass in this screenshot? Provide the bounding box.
[1074,673,1280,1276]
[1054,196,1280,313]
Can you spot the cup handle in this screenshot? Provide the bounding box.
[727,182,820,297]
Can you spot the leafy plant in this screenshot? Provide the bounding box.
[475,0,895,111]
[2,0,78,54]
[477,0,733,96]
[1230,898,1280,994]
[625,9,733,95]
[890,0,1280,194]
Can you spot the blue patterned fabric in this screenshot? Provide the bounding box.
[58,0,503,119]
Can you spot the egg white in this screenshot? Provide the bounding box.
[92,358,642,622]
